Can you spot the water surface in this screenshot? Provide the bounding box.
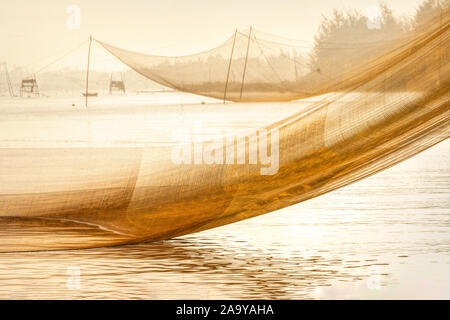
[0,139,448,299]
[0,93,448,299]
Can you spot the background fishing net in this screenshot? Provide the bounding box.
[98,28,312,102]
[97,2,447,102]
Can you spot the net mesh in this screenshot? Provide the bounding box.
[0,7,449,251]
[98,28,313,101]
[97,16,437,102]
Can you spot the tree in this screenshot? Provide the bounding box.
[309,3,408,76]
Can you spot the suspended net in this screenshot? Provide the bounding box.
[0,7,449,251]
[99,26,419,102]
[97,16,437,102]
[98,28,310,101]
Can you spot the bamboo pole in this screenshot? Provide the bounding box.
[4,63,14,97]
[292,48,298,82]
[223,29,237,104]
[85,35,93,108]
[240,26,252,101]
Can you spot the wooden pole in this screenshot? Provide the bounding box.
[240,26,252,101]
[85,35,93,108]
[109,73,112,95]
[223,29,237,104]
[33,74,40,97]
[292,48,298,82]
[3,63,14,97]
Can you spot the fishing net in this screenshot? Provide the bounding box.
[0,7,449,251]
[98,28,312,101]
[97,16,434,102]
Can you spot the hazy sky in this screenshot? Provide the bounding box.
[1,0,423,71]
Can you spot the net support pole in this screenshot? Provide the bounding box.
[292,49,298,82]
[223,29,237,104]
[5,63,14,97]
[240,26,252,101]
[85,35,93,108]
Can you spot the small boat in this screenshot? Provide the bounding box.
[82,92,98,97]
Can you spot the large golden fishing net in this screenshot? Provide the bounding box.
[0,9,448,251]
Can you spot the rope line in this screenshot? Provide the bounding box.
[33,39,89,75]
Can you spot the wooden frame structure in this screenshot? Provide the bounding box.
[20,75,39,97]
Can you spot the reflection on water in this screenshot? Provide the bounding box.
[0,139,448,299]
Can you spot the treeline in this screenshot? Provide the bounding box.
[309,0,449,76]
